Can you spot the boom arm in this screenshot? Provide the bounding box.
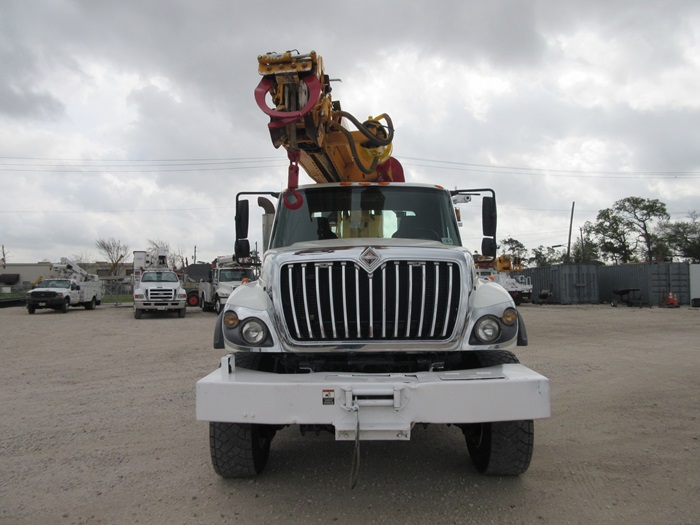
[255,50,404,190]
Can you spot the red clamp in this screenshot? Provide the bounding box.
[254,74,322,130]
[283,150,304,210]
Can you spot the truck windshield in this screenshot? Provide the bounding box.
[269,185,461,249]
[219,269,255,282]
[40,280,71,288]
[141,272,179,283]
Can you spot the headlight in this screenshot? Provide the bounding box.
[474,316,501,343]
[501,307,518,326]
[240,318,268,345]
[134,293,145,299]
[177,292,186,299]
[223,311,239,329]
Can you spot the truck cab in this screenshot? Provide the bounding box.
[132,269,187,319]
[196,182,550,481]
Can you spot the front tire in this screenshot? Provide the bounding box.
[178,307,186,318]
[61,298,70,313]
[134,309,143,319]
[213,296,221,314]
[462,349,534,475]
[27,305,36,314]
[209,422,274,478]
[464,420,534,475]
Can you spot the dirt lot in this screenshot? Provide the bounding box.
[1,303,698,525]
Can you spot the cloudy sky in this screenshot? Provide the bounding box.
[1,0,699,265]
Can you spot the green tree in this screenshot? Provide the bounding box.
[571,222,600,263]
[613,197,669,263]
[528,245,563,267]
[657,212,700,262]
[592,208,637,264]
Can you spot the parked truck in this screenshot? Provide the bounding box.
[475,255,533,306]
[198,255,256,314]
[196,51,550,483]
[132,249,187,319]
[26,258,102,314]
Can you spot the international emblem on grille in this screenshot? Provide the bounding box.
[359,247,381,273]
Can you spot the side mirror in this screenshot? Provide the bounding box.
[236,199,249,241]
[235,239,251,259]
[482,196,497,238]
[481,238,497,258]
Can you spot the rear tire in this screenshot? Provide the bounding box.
[85,297,96,310]
[209,422,274,478]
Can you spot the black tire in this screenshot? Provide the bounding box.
[61,298,70,313]
[472,350,519,367]
[462,349,533,475]
[187,290,199,307]
[85,297,96,310]
[464,420,534,475]
[213,296,221,314]
[27,305,36,314]
[209,422,274,478]
[178,307,186,318]
[134,309,143,319]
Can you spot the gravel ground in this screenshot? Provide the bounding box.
[1,303,698,525]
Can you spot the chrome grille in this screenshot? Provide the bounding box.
[147,288,175,301]
[280,260,460,341]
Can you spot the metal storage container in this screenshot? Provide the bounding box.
[598,262,690,306]
[520,264,599,304]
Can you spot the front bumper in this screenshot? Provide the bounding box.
[134,300,186,311]
[26,297,64,308]
[196,359,550,440]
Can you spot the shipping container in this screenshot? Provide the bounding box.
[520,263,599,304]
[598,262,690,306]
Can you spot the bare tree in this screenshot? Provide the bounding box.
[147,239,186,270]
[95,238,130,276]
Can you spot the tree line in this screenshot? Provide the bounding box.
[502,197,699,267]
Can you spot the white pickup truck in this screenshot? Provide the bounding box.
[133,269,187,319]
[26,278,102,314]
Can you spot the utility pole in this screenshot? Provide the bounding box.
[566,202,575,262]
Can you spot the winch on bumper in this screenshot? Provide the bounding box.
[196,355,550,440]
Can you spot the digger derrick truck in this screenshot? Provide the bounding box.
[25,258,102,314]
[196,50,550,483]
[132,249,187,319]
[198,255,256,314]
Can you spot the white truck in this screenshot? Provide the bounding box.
[196,50,550,484]
[198,255,256,314]
[26,258,102,314]
[476,268,533,306]
[132,250,187,319]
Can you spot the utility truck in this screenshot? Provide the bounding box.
[198,255,256,314]
[196,51,550,484]
[132,249,187,319]
[26,258,103,314]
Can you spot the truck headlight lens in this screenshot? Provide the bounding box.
[134,294,145,300]
[223,311,239,329]
[240,318,268,345]
[474,316,501,343]
[501,307,518,326]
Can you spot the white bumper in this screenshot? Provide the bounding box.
[196,359,550,441]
